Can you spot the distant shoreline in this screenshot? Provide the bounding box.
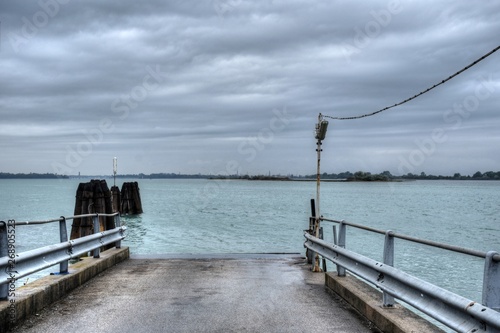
[208,177,404,182]
[1,171,499,181]
[288,178,406,182]
[0,173,68,179]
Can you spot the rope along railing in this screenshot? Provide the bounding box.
[304,214,500,333]
[0,213,127,300]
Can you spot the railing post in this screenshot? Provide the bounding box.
[319,227,327,272]
[482,251,500,311]
[383,230,396,307]
[0,221,7,300]
[337,220,346,277]
[92,214,100,258]
[332,225,337,245]
[114,214,122,249]
[59,216,69,274]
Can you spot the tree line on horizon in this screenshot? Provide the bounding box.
[301,170,500,181]
[1,170,500,180]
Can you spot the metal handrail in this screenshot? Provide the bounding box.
[0,227,126,284]
[320,217,500,262]
[0,213,126,300]
[304,233,500,332]
[13,212,120,226]
[308,214,500,332]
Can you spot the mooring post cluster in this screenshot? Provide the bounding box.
[71,180,142,242]
[71,180,115,240]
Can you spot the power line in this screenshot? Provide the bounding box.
[323,45,500,121]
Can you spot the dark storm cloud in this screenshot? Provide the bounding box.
[0,0,499,176]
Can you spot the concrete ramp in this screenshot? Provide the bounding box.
[9,254,378,333]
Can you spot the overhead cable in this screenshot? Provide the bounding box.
[324,45,500,120]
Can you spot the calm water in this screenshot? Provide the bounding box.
[1,178,499,308]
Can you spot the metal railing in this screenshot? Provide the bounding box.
[0,213,127,300]
[304,216,500,333]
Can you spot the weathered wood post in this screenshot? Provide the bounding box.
[70,179,115,240]
[94,180,105,232]
[111,185,121,213]
[100,180,115,231]
[121,183,130,214]
[71,182,94,239]
[131,182,143,213]
[120,182,143,215]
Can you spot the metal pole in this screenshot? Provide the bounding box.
[92,215,100,258]
[59,216,69,274]
[312,113,329,272]
[114,214,122,249]
[383,230,395,306]
[313,114,323,272]
[315,113,323,236]
[307,199,316,264]
[337,220,346,277]
[320,227,327,272]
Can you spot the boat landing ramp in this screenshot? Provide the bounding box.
[4,249,420,333]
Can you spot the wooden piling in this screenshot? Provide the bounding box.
[70,179,115,240]
[71,182,94,240]
[110,185,121,214]
[100,180,115,230]
[131,182,143,213]
[71,180,142,243]
[120,182,143,215]
[94,180,105,232]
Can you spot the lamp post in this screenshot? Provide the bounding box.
[313,113,328,272]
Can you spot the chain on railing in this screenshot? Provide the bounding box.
[0,213,126,300]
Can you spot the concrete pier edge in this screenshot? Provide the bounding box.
[325,272,445,333]
[0,247,129,333]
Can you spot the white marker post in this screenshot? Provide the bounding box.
[113,157,117,187]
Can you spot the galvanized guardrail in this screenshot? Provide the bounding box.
[304,216,500,333]
[0,213,127,300]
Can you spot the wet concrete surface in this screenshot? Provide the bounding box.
[9,255,380,333]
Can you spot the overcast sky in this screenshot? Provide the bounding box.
[1,1,499,176]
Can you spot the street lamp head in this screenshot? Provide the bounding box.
[315,120,329,141]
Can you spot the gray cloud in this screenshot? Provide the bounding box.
[1,0,499,176]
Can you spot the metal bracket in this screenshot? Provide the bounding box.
[483,251,500,311]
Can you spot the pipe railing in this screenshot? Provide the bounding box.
[13,212,120,225]
[320,217,500,261]
[305,213,500,333]
[0,213,126,300]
